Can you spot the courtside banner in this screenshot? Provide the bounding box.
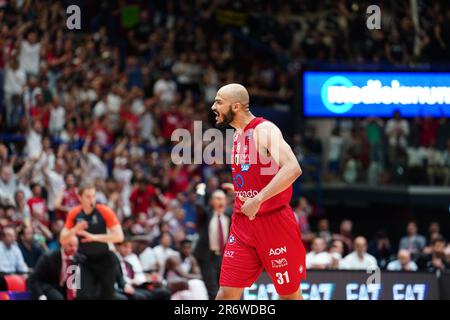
[303,71,450,117]
[244,271,440,300]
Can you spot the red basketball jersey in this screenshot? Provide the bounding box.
[231,117,292,216]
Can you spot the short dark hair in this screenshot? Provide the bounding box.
[180,239,192,247]
[431,236,446,246]
[78,181,96,196]
[17,224,31,239]
[30,182,41,191]
[116,236,132,246]
[159,231,172,241]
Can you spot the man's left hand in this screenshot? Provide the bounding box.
[77,230,99,243]
[239,195,262,221]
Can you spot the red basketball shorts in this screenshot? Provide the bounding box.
[219,206,307,296]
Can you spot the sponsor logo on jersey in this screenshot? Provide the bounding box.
[241,164,251,172]
[269,246,287,256]
[228,235,236,244]
[233,174,245,189]
[271,258,288,268]
[224,250,234,258]
[235,190,259,198]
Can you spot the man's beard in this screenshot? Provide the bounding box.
[215,107,234,130]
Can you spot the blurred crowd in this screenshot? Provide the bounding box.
[295,196,450,272]
[297,111,450,186]
[0,0,450,299]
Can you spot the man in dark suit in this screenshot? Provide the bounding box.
[193,189,231,299]
[113,239,171,300]
[27,236,80,300]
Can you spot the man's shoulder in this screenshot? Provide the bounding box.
[366,253,378,263]
[254,119,280,133]
[67,205,83,216]
[95,203,115,215]
[386,260,399,269]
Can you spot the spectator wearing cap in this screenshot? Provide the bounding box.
[386,249,418,271]
[0,225,29,274]
[339,236,378,270]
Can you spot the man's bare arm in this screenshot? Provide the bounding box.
[253,121,302,203]
[77,224,124,244]
[60,225,83,246]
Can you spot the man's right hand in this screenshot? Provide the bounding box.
[74,221,88,233]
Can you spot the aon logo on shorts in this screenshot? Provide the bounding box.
[269,246,287,256]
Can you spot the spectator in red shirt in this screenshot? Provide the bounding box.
[54,173,80,220]
[30,90,50,131]
[119,103,139,137]
[91,115,114,148]
[160,104,182,140]
[168,165,192,194]
[27,183,48,224]
[418,116,439,148]
[129,178,156,217]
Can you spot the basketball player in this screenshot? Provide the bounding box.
[211,83,306,300]
[59,181,124,299]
